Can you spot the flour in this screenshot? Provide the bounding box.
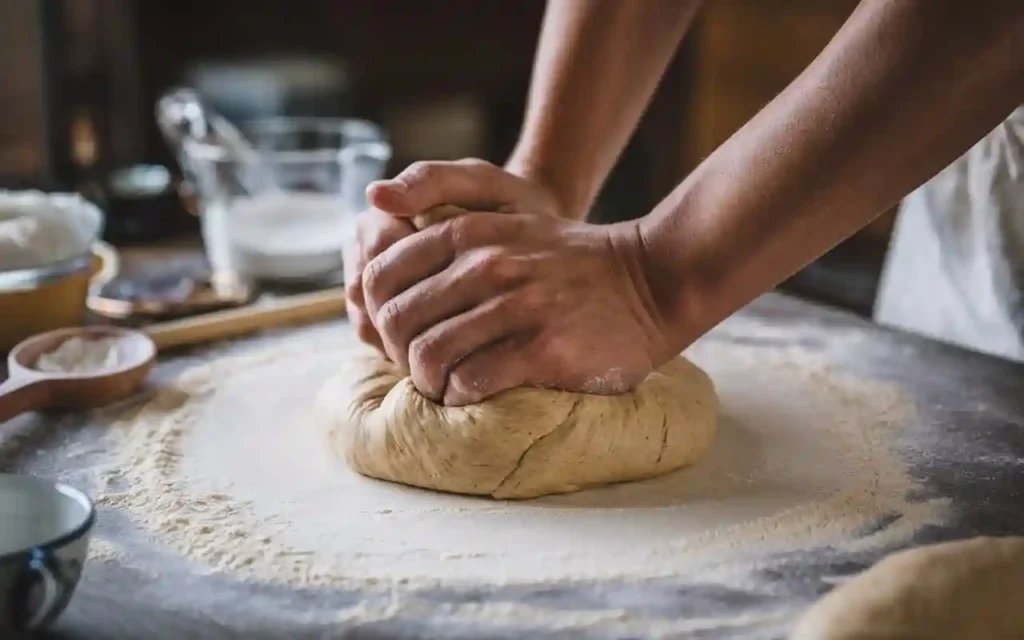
[35,336,126,375]
[87,537,123,564]
[96,322,947,592]
[207,192,351,281]
[0,190,99,271]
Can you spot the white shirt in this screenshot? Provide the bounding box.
[874,106,1024,362]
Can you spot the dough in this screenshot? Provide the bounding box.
[315,346,718,499]
[791,536,1024,640]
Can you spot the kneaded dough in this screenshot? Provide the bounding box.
[315,346,718,499]
[791,536,1024,640]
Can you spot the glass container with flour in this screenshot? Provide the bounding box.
[158,89,392,285]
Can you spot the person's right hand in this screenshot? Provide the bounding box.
[345,158,569,350]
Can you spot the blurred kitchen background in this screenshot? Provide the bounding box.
[0,0,891,316]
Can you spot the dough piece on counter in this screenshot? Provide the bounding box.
[315,347,717,499]
[791,536,1024,640]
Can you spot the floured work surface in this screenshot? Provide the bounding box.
[4,294,1024,640]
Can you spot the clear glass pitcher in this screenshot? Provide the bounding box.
[158,89,392,284]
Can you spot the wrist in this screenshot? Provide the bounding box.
[605,220,701,364]
[505,145,592,221]
[629,182,729,353]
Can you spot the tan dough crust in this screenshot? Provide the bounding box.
[791,536,1024,640]
[315,347,718,499]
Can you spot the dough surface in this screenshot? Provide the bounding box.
[316,346,718,499]
[791,536,1024,640]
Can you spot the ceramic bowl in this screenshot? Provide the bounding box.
[0,191,119,352]
[0,474,94,634]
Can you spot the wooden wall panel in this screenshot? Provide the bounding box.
[684,1,894,240]
[0,0,48,179]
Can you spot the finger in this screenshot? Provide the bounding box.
[442,335,534,407]
[407,294,532,402]
[367,159,520,216]
[343,213,412,349]
[357,211,416,264]
[375,247,528,369]
[344,211,415,292]
[349,305,385,352]
[361,212,511,323]
[344,263,384,352]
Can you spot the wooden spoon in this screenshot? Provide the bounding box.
[0,287,345,424]
[0,326,156,424]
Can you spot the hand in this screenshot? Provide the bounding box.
[361,211,673,406]
[367,158,570,220]
[343,209,415,351]
[346,159,568,351]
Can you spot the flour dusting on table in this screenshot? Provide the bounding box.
[95,323,946,592]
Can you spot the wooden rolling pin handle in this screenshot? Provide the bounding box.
[145,287,346,351]
[0,377,51,424]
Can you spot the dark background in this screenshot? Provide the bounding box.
[0,0,889,315]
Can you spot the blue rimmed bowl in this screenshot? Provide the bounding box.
[0,473,94,633]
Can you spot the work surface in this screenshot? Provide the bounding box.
[3,293,1023,639]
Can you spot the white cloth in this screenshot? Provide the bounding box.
[875,107,1024,362]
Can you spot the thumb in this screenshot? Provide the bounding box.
[366,160,513,216]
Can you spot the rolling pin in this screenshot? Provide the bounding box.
[145,287,345,351]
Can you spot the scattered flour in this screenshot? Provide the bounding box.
[35,336,126,375]
[87,537,123,564]
[95,323,947,592]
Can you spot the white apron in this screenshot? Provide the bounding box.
[875,107,1024,362]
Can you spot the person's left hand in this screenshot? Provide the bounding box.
[361,211,673,406]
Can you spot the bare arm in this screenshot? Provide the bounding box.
[357,0,1024,405]
[635,0,1024,350]
[506,0,704,219]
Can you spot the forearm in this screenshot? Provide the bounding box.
[637,0,1024,348]
[507,0,703,219]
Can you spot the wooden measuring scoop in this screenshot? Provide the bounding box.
[0,286,346,424]
[0,327,156,424]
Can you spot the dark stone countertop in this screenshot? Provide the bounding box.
[3,293,1023,639]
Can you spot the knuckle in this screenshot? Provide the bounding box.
[402,160,439,184]
[365,232,393,259]
[456,157,493,171]
[468,247,520,283]
[361,259,386,302]
[362,213,407,257]
[498,288,541,321]
[409,334,447,399]
[409,333,442,374]
[374,299,403,337]
[444,214,484,249]
[535,332,575,366]
[516,284,549,312]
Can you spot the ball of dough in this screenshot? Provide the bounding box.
[315,346,718,499]
[791,537,1024,640]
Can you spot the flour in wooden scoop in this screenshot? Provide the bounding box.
[97,323,946,588]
